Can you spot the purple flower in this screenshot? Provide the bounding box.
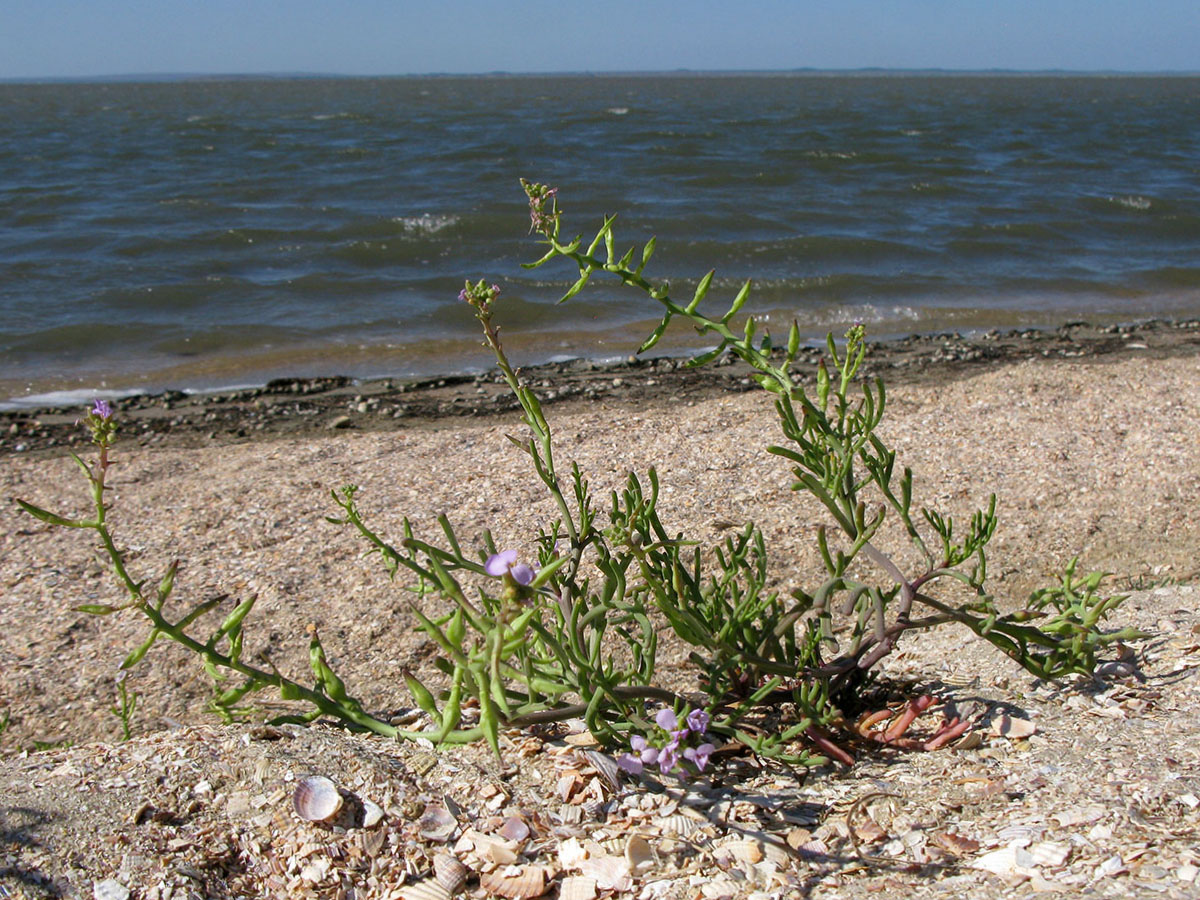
[630,735,659,765]
[654,708,678,731]
[657,740,681,775]
[617,754,643,775]
[684,742,716,772]
[91,399,113,420]
[685,709,710,734]
[485,549,535,586]
[485,549,518,576]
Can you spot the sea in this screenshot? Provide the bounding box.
[2,73,1199,409]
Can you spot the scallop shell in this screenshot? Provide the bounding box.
[292,775,344,822]
[658,813,704,837]
[418,806,459,842]
[479,865,548,899]
[398,879,452,900]
[433,852,469,895]
[558,876,598,900]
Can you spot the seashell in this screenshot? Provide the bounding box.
[581,750,622,792]
[479,865,548,900]
[497,816,531,843]
[557,773,582,802]
[580,799,606,822]
[557,804,584,826]
[578,856,633,893]
[464,829,520,866]
[624,834,655,874]
[720,837,764,865]
[433,852,470,895]
[418,806,459,842]
[990,715,1036,739]
[292,775,344,822]
[558,876,598,900]
[658,814,704,837]
[360,798,385,828]
[1030,841,1071,867]
[561,878,600,900]
[398,878,452,900]
[952,731,984,750]
[558,837,588,869]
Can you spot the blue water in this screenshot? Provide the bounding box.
[2,73,1199,406]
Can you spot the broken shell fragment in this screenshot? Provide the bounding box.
[398,879,453,900]
[292,775,344,822]
[498,815,531,843]
[558,876,598,900]
[624,834,656,873]
[418,806,460,842]
[360,798,385,828]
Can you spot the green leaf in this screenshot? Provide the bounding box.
[218,595,257,637]
[685,270,714,313]
[686,345,726,368]
[16,500,92,529]
[637,236,657,273]
[637,313,672,354]
[721,280,752,323]
[528,552,571,589]
[156,560,179,604]
[122,629,160,669]
[787,321,801,359]
[559,268,592,303]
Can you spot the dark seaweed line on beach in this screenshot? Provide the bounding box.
[4,319,1198,458]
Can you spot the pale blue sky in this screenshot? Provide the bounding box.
[1,0,1196,80]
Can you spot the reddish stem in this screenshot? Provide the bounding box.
[882,694,934,742]
[805,726,855,766]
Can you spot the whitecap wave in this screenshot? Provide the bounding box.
[393,213,459,234]
[1113,195,1153,211]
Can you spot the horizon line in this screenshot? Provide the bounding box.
[4,66,1200,85]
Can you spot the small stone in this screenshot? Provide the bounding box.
[328,415,353,430]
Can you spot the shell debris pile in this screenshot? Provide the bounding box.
[2,585,1200,898]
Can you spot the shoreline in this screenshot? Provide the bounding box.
[4,318,1198,457]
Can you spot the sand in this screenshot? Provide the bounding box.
[1,324,1198,898]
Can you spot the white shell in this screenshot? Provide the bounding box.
[360,798,385,828]
[292,775,343,822]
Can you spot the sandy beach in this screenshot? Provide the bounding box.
[2,323,1199,898]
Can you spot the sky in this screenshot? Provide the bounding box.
[1,0,1196,80]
